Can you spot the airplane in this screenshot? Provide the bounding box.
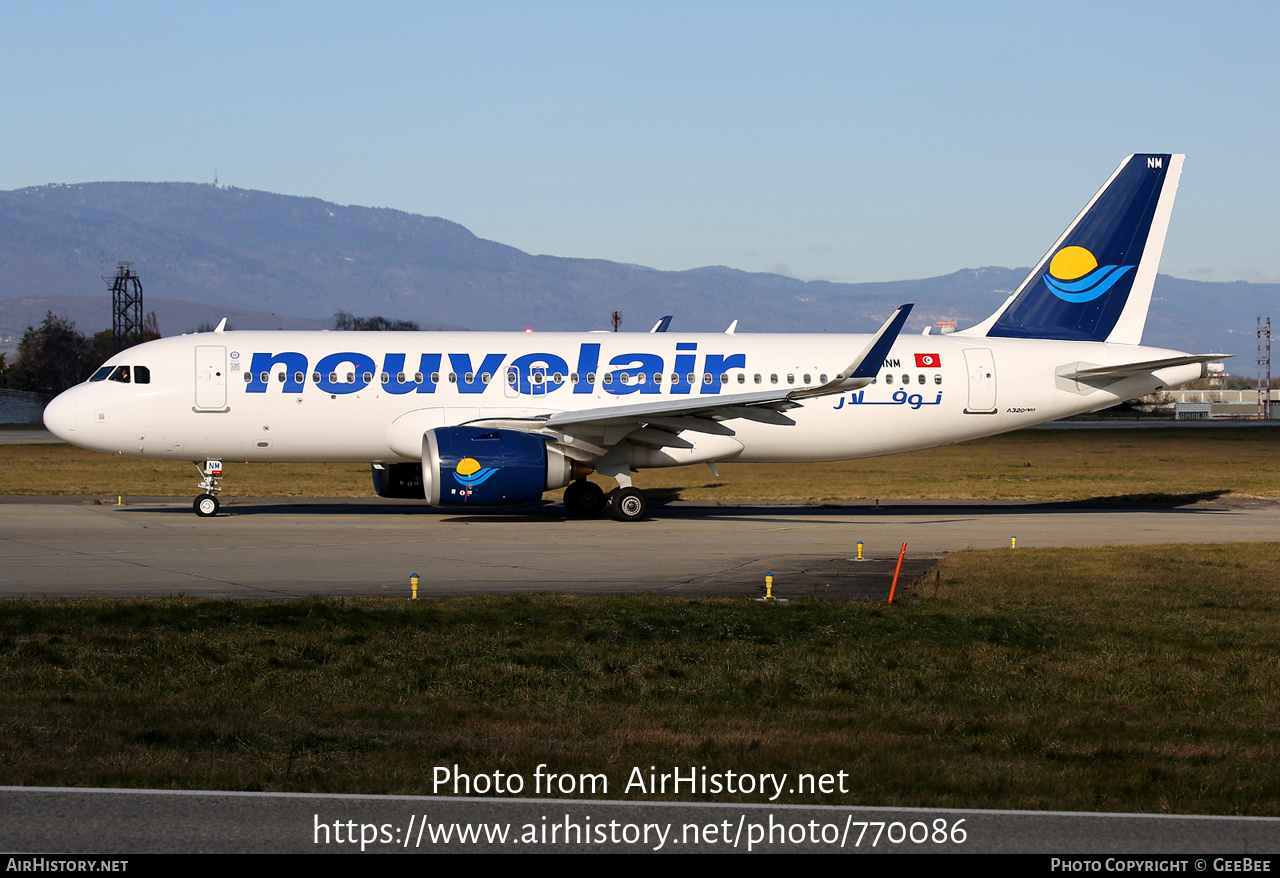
[43,154,1222,522]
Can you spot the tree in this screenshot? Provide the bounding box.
[10,312,94,395]
[332,310,420,331]
[93,311,163,366]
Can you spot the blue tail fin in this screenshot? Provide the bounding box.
[969,154,1183,344]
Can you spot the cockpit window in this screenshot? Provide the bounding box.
[108,366,131,383]
[89,366,112,382]
[134,366,151,385]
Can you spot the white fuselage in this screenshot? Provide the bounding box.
[43,330,1200,466]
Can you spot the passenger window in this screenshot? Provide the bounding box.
[770,374,778,384]
[396,372,405,383]
[918,374,926,385]
[294,371,304,384]
[786,374,795,385]
[380,372,390,384]
[934,374,942,385]
[554,372,564,384]
[276,372,286,383]
[703,373,712,385]
[737,374,745,384]
[481,372,491,384]
[135,366,150,384]
[431,372,440,384]
[414,373,423,384]
[686,373,695,385]
[448,373,457,383]
[259,371,269,384]
[604,373,613,385]
[312,372,321,383]
[754,374,762,384]
[362,372,372,383]
[571,373,579,383]
[885,374,894,385]
[820,374,828,383]
[720,373,728,383]
[803,374,811,384]
[329,372,338,383]
[901,374,909,385]
[507,371,518,385]
[670,373,679,384]
[587,372,596,384]
[653,373,661,384]
[465,372,474,384]
[245,373,253,383]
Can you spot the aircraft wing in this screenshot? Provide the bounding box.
[465,305,913,456]
[547,304,910,434]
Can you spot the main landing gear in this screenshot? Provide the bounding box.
[560,480,650,522]
[193,459,223,517]
[607,486,648,522]
[563,479,606,519]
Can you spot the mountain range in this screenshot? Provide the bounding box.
[0,182,1270,372]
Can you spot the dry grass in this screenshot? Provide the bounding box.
[3,426,1280,502]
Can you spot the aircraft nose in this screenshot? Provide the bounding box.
[43,389,78,441]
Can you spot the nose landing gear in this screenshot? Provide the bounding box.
[193,460,223,517]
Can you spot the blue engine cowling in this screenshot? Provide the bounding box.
[422,427,575,507]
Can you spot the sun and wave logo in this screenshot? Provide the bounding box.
[1043,246,1135,303]
[453,457,498,487]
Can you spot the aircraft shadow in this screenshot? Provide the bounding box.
[112,490,1239,520]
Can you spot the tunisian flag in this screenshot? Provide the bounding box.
[915,353,941,368]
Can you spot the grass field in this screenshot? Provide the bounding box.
[3,428,1277,813]
[3,426,1280,502]
[2,543,1279,814]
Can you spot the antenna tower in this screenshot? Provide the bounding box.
[1258,317,1272,420]
[110,262,144,354]
[611,311,622,332]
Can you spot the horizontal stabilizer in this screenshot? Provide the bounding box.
[1059,354,1229,381]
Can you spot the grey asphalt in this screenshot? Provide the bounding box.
[2,786,1277,854]
[0,427,61,444]
[1,494,1274,599]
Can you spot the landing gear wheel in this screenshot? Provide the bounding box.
[608,487,649,522]
[194,493,220,517]
[563,480,606,518]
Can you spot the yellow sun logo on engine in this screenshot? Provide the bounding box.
[454,457,498,487]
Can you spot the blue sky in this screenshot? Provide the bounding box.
[3,1,1277,284]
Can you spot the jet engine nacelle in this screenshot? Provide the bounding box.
[422,426,577,507]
